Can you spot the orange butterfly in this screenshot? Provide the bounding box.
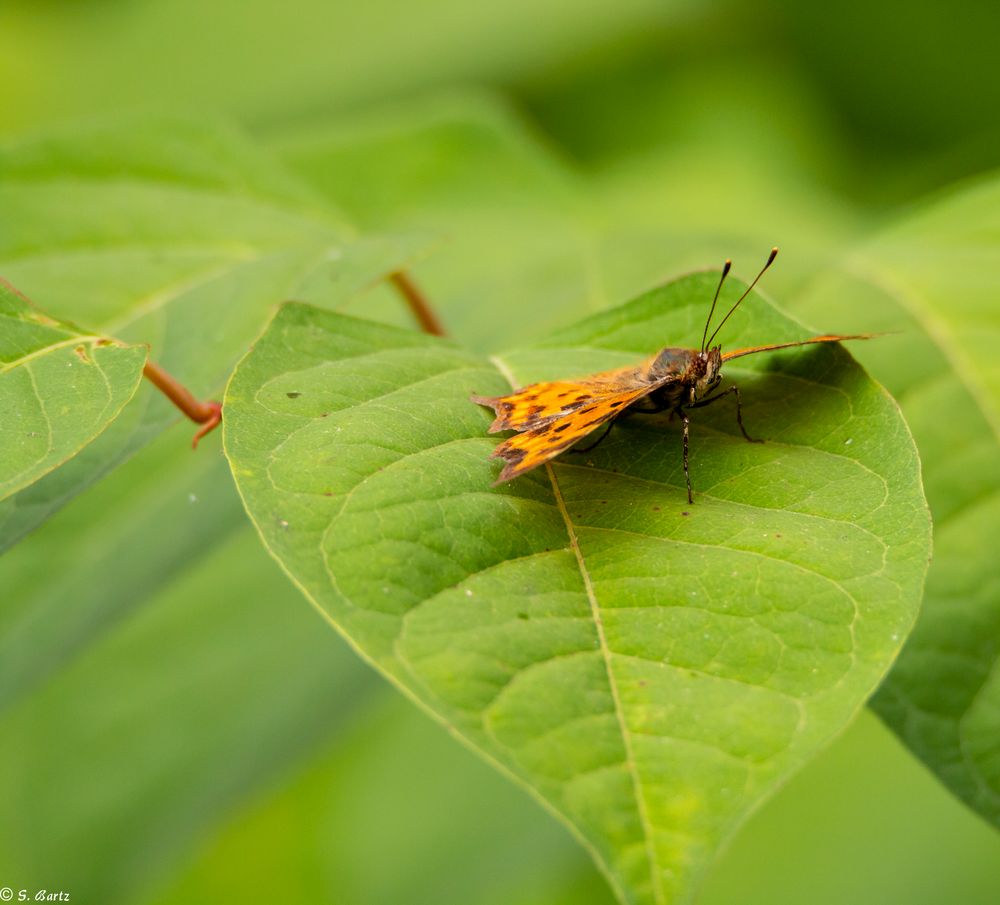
[472,248,875,503]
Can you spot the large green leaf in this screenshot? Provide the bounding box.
[224,272,930,905]
[0,118,421,547]
[796,174,1000,826]
[0,281,146,500]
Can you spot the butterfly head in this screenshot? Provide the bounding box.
[693,346,723,400]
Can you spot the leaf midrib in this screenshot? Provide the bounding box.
[484,340,889,903]
[546,460,663,904]
[488,351,663,904]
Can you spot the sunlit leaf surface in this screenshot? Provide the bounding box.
[0,281,145,501]
[225,273,930,905]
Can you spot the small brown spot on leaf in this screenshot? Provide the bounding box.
[286,391,302,399]
[73,345,91,364]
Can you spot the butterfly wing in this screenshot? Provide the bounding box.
[473,363,672,484]
[470,361,660,434]
[471,381,609,434]
[721,333,876,362]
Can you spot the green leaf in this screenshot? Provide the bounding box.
[0,0,679,138]
[150,693,617,905]
[0,118,423,547]
[276,93,597,351]
[0,280,146,501]
[796,174,1000,827]
[277,91,865,357]
[224,273,930,905]
[0,420,379,902]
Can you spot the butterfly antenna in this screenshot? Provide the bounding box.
[706,247,779,349]
[701,259,732,353]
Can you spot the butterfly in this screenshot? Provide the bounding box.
[471,248,875,503]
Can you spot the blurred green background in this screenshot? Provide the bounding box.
[2,1,999,903]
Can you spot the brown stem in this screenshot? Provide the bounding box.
[142,361,222,449]
[141,269,439,447]
[389,270,446,337]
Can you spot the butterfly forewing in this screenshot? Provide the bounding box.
[470,380,616,434]
[470,362,656,433]
[487,384,661,483]
[472,356,680,484]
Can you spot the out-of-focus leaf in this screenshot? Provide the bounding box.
[149,693,617,905]
[0,421,244,711]
[0,0,681,137]
[796,175,1000,827]
[0,280,146,500]
[0,118,423,547]
[151,707,1000,905]
[520,53,864,290]
[276,93,597,350]
[277,90,864,358]
[700,710,1000,905]
[223,271,929,905]
[0,423,378,903]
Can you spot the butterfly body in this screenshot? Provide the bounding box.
[472,250,874,502]
[633,346,722,411]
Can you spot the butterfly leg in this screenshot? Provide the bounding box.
[680,412,694,504]
[689,384,762,443]
[570,417,618,454]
